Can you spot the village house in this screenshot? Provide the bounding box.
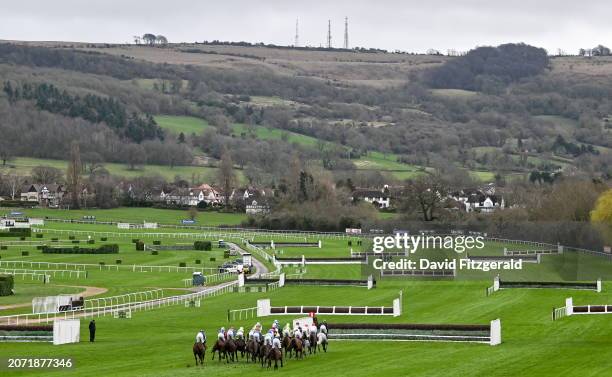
[449,186,505,213]
[246,199,271,215]
[351,185,391,209]
[159,184,223,206]
[20,184,66,207]
[230,186,274,213]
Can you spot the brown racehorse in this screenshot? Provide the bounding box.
[193,342,206,366]
[288,338,304,359]
[211,339,225,362]
[308,332,317,354]
[267,347,283,369]
[225,338,238,363]
[282,334,291,354]
[235,337,246,359]
[246,339,259,363]
[259,344,271,367]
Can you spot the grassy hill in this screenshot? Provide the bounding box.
[0,156,226,182]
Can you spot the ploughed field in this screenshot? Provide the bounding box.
[1,213,612,376]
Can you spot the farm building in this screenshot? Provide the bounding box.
[20,183,65,207]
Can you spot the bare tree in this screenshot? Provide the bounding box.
[216,148,236,208]
[4,173,24,200]
[66,142,82,209]
[403,174,448,221]
[0,139,13,166]
[124,144,146,170]
[31,166,63,184]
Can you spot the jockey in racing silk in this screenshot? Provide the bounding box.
[196,330,206,344]
[236,326,244,339]
[272,334,281,349]
[218,327,226,340]
[227,326,235,339]
[272,319,279,329]
[303,324,311,337]
[282,323,291,337]
[317,331,327,345]
[293,327,302,339]
[309,323,317,335]
[319,322,327,335]
[263,330,274,346]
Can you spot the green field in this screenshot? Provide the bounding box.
[0,157,221,182]
[155,115,321,148]
[16,207,246,227]
[154,115,213,135]
[1,214,612,377]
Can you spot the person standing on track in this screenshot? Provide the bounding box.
[88,320,96,342]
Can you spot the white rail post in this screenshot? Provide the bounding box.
[257,299,271,317]
[566,297,573,316]
[597,279,602,293]
[490,319,501,346]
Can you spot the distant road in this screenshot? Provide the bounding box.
[226,242,269,278]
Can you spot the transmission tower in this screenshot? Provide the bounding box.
[343,17,349,49]
[327,20,332,48]
[294,18,299,47]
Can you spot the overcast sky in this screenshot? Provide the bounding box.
[2,1,611,54]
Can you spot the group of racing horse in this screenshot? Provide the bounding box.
[192,319,329,369]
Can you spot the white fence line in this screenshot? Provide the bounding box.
[227,306,257,321]
[0,260,217,274]
[0,271,49,283]
[40,218,353,239]
[0,268,86,279]
[0,281,238,325]
[85,289,164,309]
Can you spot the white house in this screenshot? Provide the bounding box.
[246,200,271,215]
[159,184,223,206]
[449,188,504,213]
[352,185,391,209]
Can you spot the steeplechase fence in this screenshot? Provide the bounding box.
[234,273,285,293]
[503,247,560,257]
[243,242,274,263]
[467,254,540,264]
[487,276,601,296]
[243,274,375,290]
[326,320,501,346]
[273,256,366,266]
[350,251,406,259]
[247,240,322,249]
[553,297,612,320]
[380,269,456,278]
[256,292,402,317]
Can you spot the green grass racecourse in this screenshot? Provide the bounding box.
[16,208,247,227]
[2,282,612,377]
[1,214,612,376]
